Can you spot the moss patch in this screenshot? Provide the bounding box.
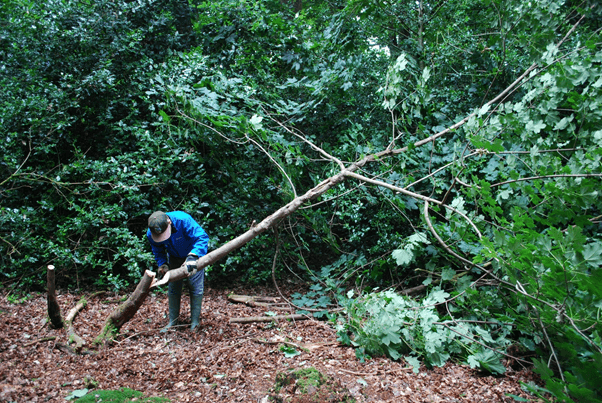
[74,387,169,402]
[270,367,355,403]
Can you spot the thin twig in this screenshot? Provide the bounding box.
[23,336,57,348]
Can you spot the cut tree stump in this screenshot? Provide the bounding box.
[46,265,63,329]
[94,270,155,346]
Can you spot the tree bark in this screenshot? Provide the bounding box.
[46,265,63,329]
[94,270,155,346]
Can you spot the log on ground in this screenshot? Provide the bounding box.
[94,270,155,346]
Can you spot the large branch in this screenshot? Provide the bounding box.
[95,270,155,346]
[153,115,485,287]
[152,172,349,287]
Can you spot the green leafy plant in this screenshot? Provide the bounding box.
[279,344,301,358]
[334,289,512,374]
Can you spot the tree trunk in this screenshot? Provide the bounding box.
[94,270,155,346]
[46,265,63,329]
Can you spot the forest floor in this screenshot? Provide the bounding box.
[0,283,546,403]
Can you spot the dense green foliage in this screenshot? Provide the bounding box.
[2,0,601,401]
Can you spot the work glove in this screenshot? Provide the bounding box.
[185,254,198,273]
[158,264,169,277]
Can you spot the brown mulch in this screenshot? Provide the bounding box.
[0,284,544,402]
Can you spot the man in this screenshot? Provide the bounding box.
[147,210,209,331]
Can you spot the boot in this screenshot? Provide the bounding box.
[190,294,203,331]
[162,292,181,331]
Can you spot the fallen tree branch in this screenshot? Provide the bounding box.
[399,284,427,296]
[23,336,57,347]
[94,270,155,347]
[65,297,87,351]
[161,41,551,289]
[227,294,289,309]
[338,367,412,377]
[229,314,308,324]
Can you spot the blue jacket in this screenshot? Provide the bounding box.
[147,211,209,267]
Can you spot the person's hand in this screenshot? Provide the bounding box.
[158,264,169,276]
[185,254,198,273]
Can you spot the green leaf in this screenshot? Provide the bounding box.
[405,355,421,374]
[426,350,450,367]
[381,328,401,346]
[158,110,170,123]
[505,393,530,402]
[65,388,89,400]
[388,346,401,360]
[582,242,602,267]
[441,268,456,282]
[525,120,546,134]
[250,114,263,130]
[467,350,506,375]
[532,358,554,378]
[424,288,449,305]
[408,232,430,245]
[392,248,413,266]
[280,344,301,358]
[478,103,490,116]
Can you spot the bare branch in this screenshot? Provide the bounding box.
[492,173,602,188]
